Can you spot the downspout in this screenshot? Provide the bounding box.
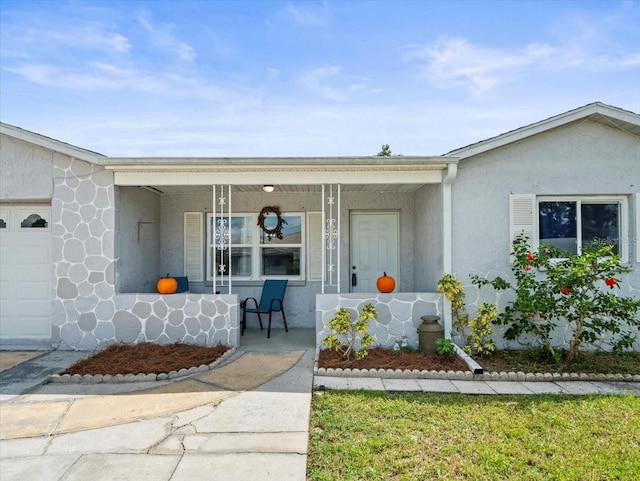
[442,163,458,339]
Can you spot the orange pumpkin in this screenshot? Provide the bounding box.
[157,274,178,294]
[376,272,396,293]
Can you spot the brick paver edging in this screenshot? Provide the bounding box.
[47,347,237,384]
[313,348,640,382]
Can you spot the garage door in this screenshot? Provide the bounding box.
[0,205,52,342]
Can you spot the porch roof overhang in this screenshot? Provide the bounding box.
[101,156,458,186]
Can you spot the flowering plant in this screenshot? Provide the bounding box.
[473,233,640,363]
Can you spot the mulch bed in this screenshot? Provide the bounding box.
[318,346,469,372]
[61,342,230,376]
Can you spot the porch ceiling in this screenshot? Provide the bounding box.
[144,183,429,194]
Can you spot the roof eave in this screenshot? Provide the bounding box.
[447,102,640,160]
[0,122,105,164]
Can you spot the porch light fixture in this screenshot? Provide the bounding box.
[263,185,275,193]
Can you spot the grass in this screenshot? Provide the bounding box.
[307,391,640,480]
[479,350,640,375]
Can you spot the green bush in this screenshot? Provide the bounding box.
[322,303,378,360]
[473,233,640,363]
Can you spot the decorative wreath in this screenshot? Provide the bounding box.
[257,206,288,239]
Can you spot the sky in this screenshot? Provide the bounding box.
[1,0,639,157]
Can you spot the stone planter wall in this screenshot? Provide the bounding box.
[316,293,443,349]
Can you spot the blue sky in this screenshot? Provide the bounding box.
[1,0,639,157]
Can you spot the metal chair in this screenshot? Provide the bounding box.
[241,279,288,338]
[174,276,189,293]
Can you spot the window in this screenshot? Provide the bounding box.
[206,212,304,280]
[510,195,629,262]
[538,197,626,258]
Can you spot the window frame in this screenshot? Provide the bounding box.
[536,195,628,262]
[206,211,306,281]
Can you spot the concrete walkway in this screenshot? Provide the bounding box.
[1,330,639,481]
[314,375,640,395]
[0,329,315,481]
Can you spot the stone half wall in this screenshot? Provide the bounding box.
[316,293,443,350]
[52,155,239,350]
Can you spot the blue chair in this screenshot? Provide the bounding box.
[174,276,190,293]
[241,280,288,338]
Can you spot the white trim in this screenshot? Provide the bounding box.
[449,102,640,159]
[112,169,445,186]
[442,164,457,340]
[537,195,629,262]
[206,211,305,281]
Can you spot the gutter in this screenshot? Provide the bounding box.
[442,163,458,339]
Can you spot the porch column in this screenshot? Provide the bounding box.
[321,183,341,293]
[212,184,232,294]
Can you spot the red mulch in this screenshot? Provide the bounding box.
[61,342,230,376]
[318,346,469,372]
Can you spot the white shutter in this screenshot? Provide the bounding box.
[184,212,203,281]
[307,212,323,281]
[636,193,640,263]
[509,194,537,262]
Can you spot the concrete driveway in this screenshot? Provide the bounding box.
[0,330,315,481]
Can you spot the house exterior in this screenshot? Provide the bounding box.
[448,102,640,350]
[1,102,638,351]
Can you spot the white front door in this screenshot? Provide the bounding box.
[350,212,399,293]
[0,205,52,342]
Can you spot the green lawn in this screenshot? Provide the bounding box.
[307,391,640,480]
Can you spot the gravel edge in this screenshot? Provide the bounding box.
[313,348,640,382]
[48,347,237,384]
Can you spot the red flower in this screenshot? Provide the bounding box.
[605,277,616,288]
[525,265,532,272]
[561,286,572,296]
[527,253,535,262]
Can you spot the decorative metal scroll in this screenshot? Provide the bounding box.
[321,184,341,293]
[213,185,232,294]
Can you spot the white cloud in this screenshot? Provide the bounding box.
[0,22,131,57]
[299,65,345,100]
[282,2,329,27]
[136,12,196,62]
[298,65,372,101]
[406,33,640,96]
[406,37,556,96]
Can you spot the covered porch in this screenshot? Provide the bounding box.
[102,156,458,348]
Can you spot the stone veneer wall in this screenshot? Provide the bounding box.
[52,156,239,350]
[316,293,442,349]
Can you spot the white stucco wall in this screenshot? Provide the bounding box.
[414,184,443,291]
[0,134,54,200]
[452,120,640,350]
[115,186,161,293]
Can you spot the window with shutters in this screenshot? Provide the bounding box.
[510,195,629,262]
[538,197,626,258]
[204,212,305,281]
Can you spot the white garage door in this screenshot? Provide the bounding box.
[0,205,52,343]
